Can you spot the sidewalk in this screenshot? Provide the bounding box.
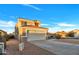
[6,39,55,55]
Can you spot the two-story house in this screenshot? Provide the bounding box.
[15,18,48,41]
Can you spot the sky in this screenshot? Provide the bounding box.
[0,4,79,33]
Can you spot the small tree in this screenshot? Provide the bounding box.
[55,34,61,39]
[67,31,74,37]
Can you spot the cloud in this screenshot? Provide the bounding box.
[0,20,15,27]
[48,23,77,33]
[48,26,79,33]
[40,24,49,26]
[9,16,17,19]
[48,27,62,33]
[22,4,41,11]
[56,23,76,27]
[0,20,16,33]
[1,27,14,34]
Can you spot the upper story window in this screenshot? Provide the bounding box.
[33,20,40,27]
[34,21,40,27]
[21,21,27,27]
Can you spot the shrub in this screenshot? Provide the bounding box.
[67,31,74,37]
[55,34,61,39]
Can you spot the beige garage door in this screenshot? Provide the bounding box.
[27,33,46,41]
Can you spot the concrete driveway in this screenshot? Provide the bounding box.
[30,39,79,55]
[6,39,54,55]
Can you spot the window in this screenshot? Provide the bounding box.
[22,22,27,26]
[35,22,39,27]
[0,32,1,37]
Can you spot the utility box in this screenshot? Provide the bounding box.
[0,42,4,55]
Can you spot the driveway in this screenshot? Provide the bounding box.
[30,39,79,55]
[6,39,54,55]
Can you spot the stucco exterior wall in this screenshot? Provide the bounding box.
[21,27,48,33]
[15,18,48,41]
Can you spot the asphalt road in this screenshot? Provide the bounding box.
[30,39,79,55]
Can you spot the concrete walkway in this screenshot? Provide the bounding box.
[30,39,79,55]
[6,39,54,55]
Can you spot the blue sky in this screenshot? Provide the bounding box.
[0,4,79,33]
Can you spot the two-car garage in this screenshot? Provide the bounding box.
[20,27,48,41]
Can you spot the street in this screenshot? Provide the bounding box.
[30,39,79,55]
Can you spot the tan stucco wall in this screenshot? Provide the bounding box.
[18,18,40,26]
[0,31,6,36]
[19,27,48,35]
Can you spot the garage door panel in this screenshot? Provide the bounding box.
[28,33,46,41]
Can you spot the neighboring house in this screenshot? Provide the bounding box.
[15,18,48,41]
[0,30,7,42]
[55,31,67,39]
[72,29,79,38]
[0,30,7,36]
[0,30,7,49]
